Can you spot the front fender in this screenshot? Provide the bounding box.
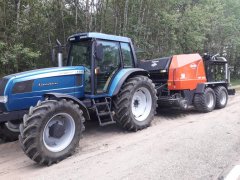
[44,93,90,120]
[108,68,149,96]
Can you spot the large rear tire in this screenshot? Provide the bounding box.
[113,76,157,131]
[194,87,216,113]
[19,99,85,165]
[214,86,228,109]
[0,121,20,142]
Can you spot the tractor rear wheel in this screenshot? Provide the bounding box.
[214,86,228,109]
[19,99,85,165]
[194,87,216,113]
[113,76,157,131]
[0,121,20,142]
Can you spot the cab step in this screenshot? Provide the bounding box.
[95,101,109,106]
[92,98,116,127]
[98,111,111,116]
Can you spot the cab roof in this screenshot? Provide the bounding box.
[68,32,131,43]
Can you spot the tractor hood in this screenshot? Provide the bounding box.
[4,66,84,81]
[1,66,86,112]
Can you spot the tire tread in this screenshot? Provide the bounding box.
[113,75,157,131]
[19,99,85,165]
[214,86,228,109]
[194,87,216,113]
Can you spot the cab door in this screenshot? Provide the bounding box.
[94,40,121,94]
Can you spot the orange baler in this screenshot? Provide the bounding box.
[168,54,207,90]
[139,53,235,111]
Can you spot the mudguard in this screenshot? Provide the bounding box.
[108,68,149,96]
[195,82,234,95]
[195,83,206,94]
[44,93,90,120]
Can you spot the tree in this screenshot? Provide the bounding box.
[0,0,239,78]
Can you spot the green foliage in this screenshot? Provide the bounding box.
[0,0,239,75]
[0,41,40,75]
[231,79,240,86]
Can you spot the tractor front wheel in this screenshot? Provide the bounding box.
[19,99,85,165]
[113,76,157,131]
[194,87,216,113]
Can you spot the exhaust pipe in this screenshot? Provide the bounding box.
[57,52,63,67]
[56,39,63,67]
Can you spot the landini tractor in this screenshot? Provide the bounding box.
[0,33,235,165]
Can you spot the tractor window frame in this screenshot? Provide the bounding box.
[67,39,92,67]
[67,40,93,94]
[120,42,134,68]
[93,39,122,95]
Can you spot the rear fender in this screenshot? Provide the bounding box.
[195,83,232,94]
[108,68,149,96]
[195,84,206,94]
[44,93,90,120]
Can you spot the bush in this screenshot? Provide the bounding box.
[0,41,40,75]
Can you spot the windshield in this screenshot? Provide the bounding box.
[68,41,91,68]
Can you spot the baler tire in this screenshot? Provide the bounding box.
[214,86,228,109]
[0,122,20,142]
[113,75,157,131]
[19,99,85,166]
[194,87,216,113]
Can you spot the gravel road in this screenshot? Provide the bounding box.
[0,93,240,180]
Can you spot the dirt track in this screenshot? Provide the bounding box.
[0,93,240,180]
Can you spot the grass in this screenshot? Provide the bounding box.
[231,79,240,86]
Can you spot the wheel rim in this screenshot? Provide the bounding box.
[219,90,227,105]
[131,87,152,122]
[206,92,214,108]
[43,113,75,152]
[5,121,20,133]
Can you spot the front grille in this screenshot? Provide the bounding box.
[0,78,8,96]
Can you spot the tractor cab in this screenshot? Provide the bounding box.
[65,33,137,97]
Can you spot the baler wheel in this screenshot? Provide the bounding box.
[0,121,20,142]
[19,99,85,165]
[194,87,216,113]
[214,86,228,109]
[113,75,157,131]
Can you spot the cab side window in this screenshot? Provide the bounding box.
[95,40,120,93]
[120,43,134,67]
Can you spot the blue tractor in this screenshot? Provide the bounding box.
[0,33,157,165]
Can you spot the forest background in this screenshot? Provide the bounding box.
[0,0,240,79]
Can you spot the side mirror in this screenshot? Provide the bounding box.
[95,42,103,61]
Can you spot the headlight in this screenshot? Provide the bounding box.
[0,96,8,103]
